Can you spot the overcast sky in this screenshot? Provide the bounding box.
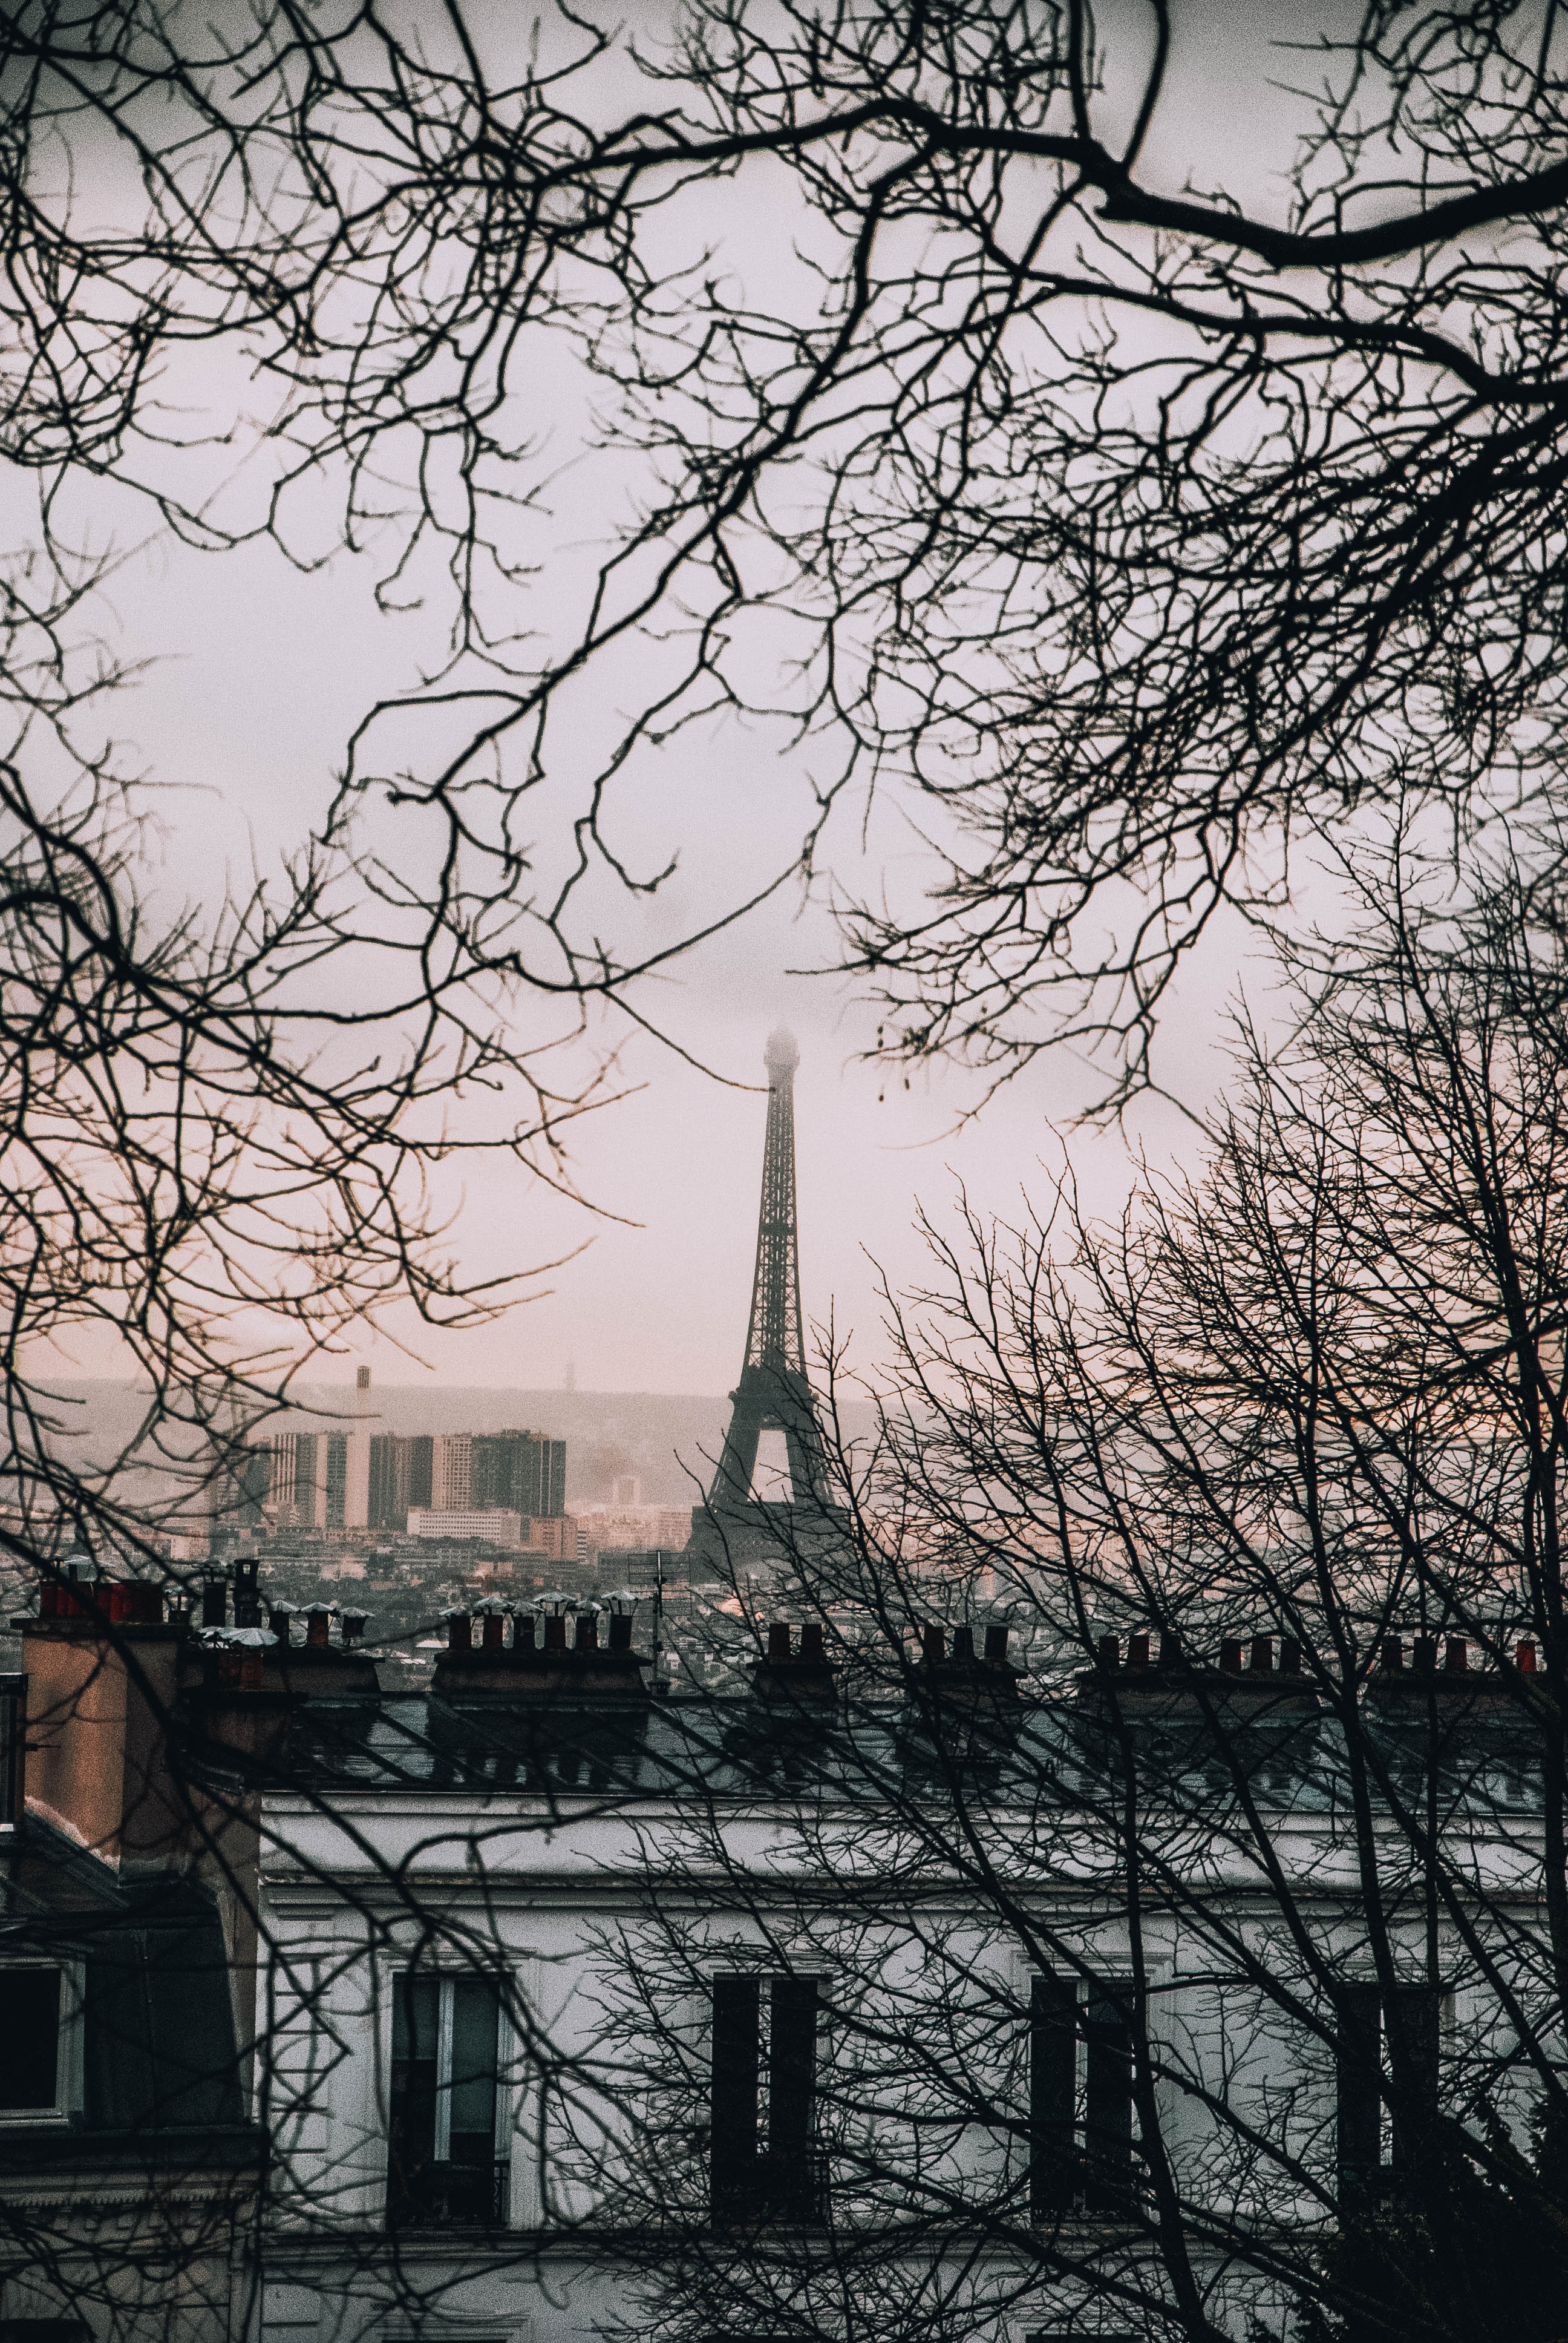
[45,7,1316,1397]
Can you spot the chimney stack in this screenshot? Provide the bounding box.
[18,1562,197,1866]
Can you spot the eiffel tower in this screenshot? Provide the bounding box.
[688,1027,834,1568]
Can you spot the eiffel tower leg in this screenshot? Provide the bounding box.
[713,1392,763,1508]
[783,1418,825,1509]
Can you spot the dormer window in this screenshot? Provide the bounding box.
[0,1964,75,2123]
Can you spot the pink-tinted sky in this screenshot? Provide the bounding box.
[38,7,1322,1393]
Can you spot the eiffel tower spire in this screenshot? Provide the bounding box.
[699,1028,829,1542]
[745,1027,806,1376]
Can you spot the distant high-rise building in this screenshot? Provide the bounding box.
[471,1430,567,1519]
[431,1431,472,1512]
[521,1515,577,1561]
[347,1422,569,1535]
[258,1430,325,1528]
[406,1434,433,1513]
[324,1433,348,1527]
[367,1433,408,1532]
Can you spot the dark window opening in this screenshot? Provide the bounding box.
[710,1974,823,2227]
[1337,1982,1440,2188]
[0,1970,61,2112]
[1030,1972,1138,2217]
[388,1973,506,2228]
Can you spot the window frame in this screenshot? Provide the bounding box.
[0,1959,83,2126]
[384,1962,511,2232]
[707,1967,826,2229]
[1027,1965,1145,2219]
[1335,1977,1450,2186]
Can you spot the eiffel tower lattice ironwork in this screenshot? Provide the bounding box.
[699,1027,831,1545]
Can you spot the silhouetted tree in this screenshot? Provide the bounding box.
[589,847,1568,2343]
[9,4,1568,1096]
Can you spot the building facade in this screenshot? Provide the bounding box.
[10,1569,1553,2343]
[238,1618,1550,2343]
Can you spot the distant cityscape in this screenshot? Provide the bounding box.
[234,1369,694,1580]
[0,1032,880,1688]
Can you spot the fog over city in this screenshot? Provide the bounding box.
[7,11,1568,2343]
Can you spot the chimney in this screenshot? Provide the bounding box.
[1517,1639,1538,1674]
[201,1574,228,1631]
[1445,1636,1468,1673]
[984,1623,1010,1664]
[921,1623,946,1666]
[305,1608,331,1649]
[1127,1633,1150,1670]
[1412,1636,1437,1674]
[952,1624,976,1663]
[1279,1639,1302,1676]
[1250,1635,1274,1674]
[18,1564,196,1867]
[752,1616,836,1702]
[1098,1633,1120,1670]
[1220,1638,1244,1674]
[233,1557,261,1628]
[1380,1636,1403,1673]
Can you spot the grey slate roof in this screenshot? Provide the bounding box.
[225,1677,1550,1823]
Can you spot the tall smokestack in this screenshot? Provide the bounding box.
[343,1364,374,1529]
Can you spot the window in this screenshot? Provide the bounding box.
[710,1974,823,2227]
[0,1968,68,2122]
[1337,1982,1440,2187]
[1030,1973,1137,2215]
[388,1973,506,2228]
